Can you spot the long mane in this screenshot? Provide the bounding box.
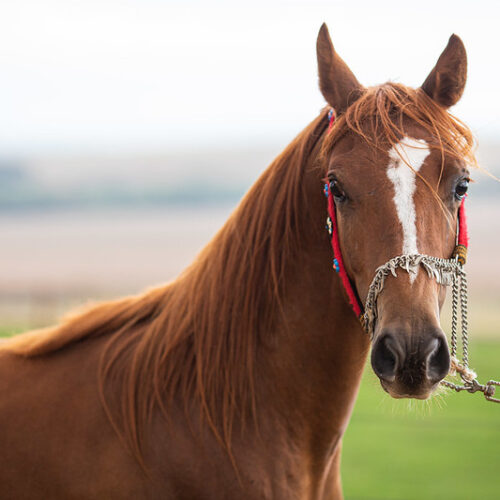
[4,108,330,462]
[3,83,477,465]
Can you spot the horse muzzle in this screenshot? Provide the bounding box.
[370,327,450,399]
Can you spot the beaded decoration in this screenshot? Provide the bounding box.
[327,108,336,132]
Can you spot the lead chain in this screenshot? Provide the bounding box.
[441,265,499,402]
[459,269,469,368]
[450,274,459,359]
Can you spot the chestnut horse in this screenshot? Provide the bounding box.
[0,25,475,499]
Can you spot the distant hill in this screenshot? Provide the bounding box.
[0,140,498,211]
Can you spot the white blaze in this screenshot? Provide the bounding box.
[386,137,430,282]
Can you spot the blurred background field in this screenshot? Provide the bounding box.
[1,1,499,498]
[343,341,500,500]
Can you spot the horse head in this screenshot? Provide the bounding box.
[317,24,473,399]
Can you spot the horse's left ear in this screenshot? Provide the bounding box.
[421,34,467,108]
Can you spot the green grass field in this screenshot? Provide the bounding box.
[0,327,25,338]
[1,328,498,498]
[342,341,500,500]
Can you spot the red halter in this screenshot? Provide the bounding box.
[324,181,363,319]
[324,109,469,323]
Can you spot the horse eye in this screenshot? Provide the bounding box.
[455,178,469,200]
[329,180,346,202]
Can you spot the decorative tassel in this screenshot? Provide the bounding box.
[328,108,336,131]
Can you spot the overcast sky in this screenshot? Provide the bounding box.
[0,0,499,156]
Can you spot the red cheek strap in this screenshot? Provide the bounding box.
[452,197,468,265]
[325,183,364,319]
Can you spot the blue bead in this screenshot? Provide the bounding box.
[333,258,340,273]
[323,183,329,198]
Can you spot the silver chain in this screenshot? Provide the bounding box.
[459,269,469,367]
[450,274,459,359]
[363,254,500,403]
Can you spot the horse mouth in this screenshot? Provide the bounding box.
[379,378,438,400]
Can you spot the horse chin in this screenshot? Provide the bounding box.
[379,379,438,400]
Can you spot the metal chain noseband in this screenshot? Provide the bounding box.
[363,254,500,403]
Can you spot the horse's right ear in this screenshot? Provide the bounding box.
[316,23,363,114]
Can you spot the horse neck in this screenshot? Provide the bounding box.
[255,138,370,463]
[158,112,370,469]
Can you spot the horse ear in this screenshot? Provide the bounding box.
[316,23,363,114]
[421,34,467,108]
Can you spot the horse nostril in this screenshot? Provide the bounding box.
[371,334,400,382]
[426,336,450,383]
